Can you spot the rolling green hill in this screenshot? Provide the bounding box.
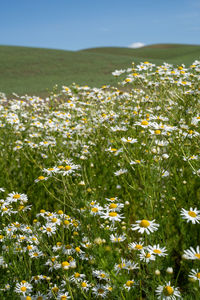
[0,44,200,96]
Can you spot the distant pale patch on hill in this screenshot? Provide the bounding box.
[128,42,145,48]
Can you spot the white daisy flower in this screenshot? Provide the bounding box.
[188,269,200,286]
[131,219,159,234]
[100,211,124,222]
[180,208,200,224]
[92,270,110,282]
[128,241,145,251]
[110,234,126,243]
[92,284,109,298]
[123,279,137,291]
[114,169,128,176]
[15,281,32,296]
[57,291,71,299]
[146,244,168,257]
[121,137,137,144]
[155,281,181,299]
[183,246,200,260]
[139,250,156,263]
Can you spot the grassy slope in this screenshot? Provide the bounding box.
[0,44,200,96]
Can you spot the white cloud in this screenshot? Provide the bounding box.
[128,42,145,48]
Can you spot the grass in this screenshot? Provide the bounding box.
[0,60,200,299]
[0,44,200,96]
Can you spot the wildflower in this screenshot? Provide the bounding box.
[69,272,86,283]
[123,280,136,291]
[92,284,109,298]
[129,241,144,251]
[110,234,126,243]
[15,282,32,296]
[57,291,71,299]
[188,269,200,286]
[92,270,110,282]
[114,259,138,273]
[180,208,200,224]
[101,211,124,222]
[114,169,128,176]
[155,269,161,276]
[156,281,181,299]
[90,204,103,216]
[121,137,137,144]
[34,176,48,183]
[41,224,56,236]
[131,219,159,234]
[7,192,28,204]
[183,246,200,260]
[139,250,156,263]
[147,245,167,257]
[80,280,91,291]
[166,267,173,274]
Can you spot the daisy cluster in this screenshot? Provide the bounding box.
[0,60,200,298]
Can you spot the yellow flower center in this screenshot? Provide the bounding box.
[163,286,174,296]
[98,289,105,294]
[52,218,57,223]
[75,272,80,278]
[65,165,71,170]
[195,253,200,259]
[91,207,99,213]
[188,211,197,218]
[118,263,126,268]
[146,253,151,258]
[13,194,21,199]
[26,297,32,300]
[155,130,161,135]
[126,280,134,287]
[153,249,162,254]
[62,261,70,268]
[81,282,87,287]
[52,286,59,293]
[109,212,118,217]
[196,273,200,279]
[109,203,117,209]
[140,219,150,228]
[141,120,149,126]
[110,198,116,201]
[135,244,143,250]
[20,286,27,292]
[46,227,52,232]
[75,247,80,252]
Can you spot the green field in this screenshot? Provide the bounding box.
[0,44,200,96]
[0,60,200,299]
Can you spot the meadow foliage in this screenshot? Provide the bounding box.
[0,60,200,299]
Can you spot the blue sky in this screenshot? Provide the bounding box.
[0,0,200,50]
